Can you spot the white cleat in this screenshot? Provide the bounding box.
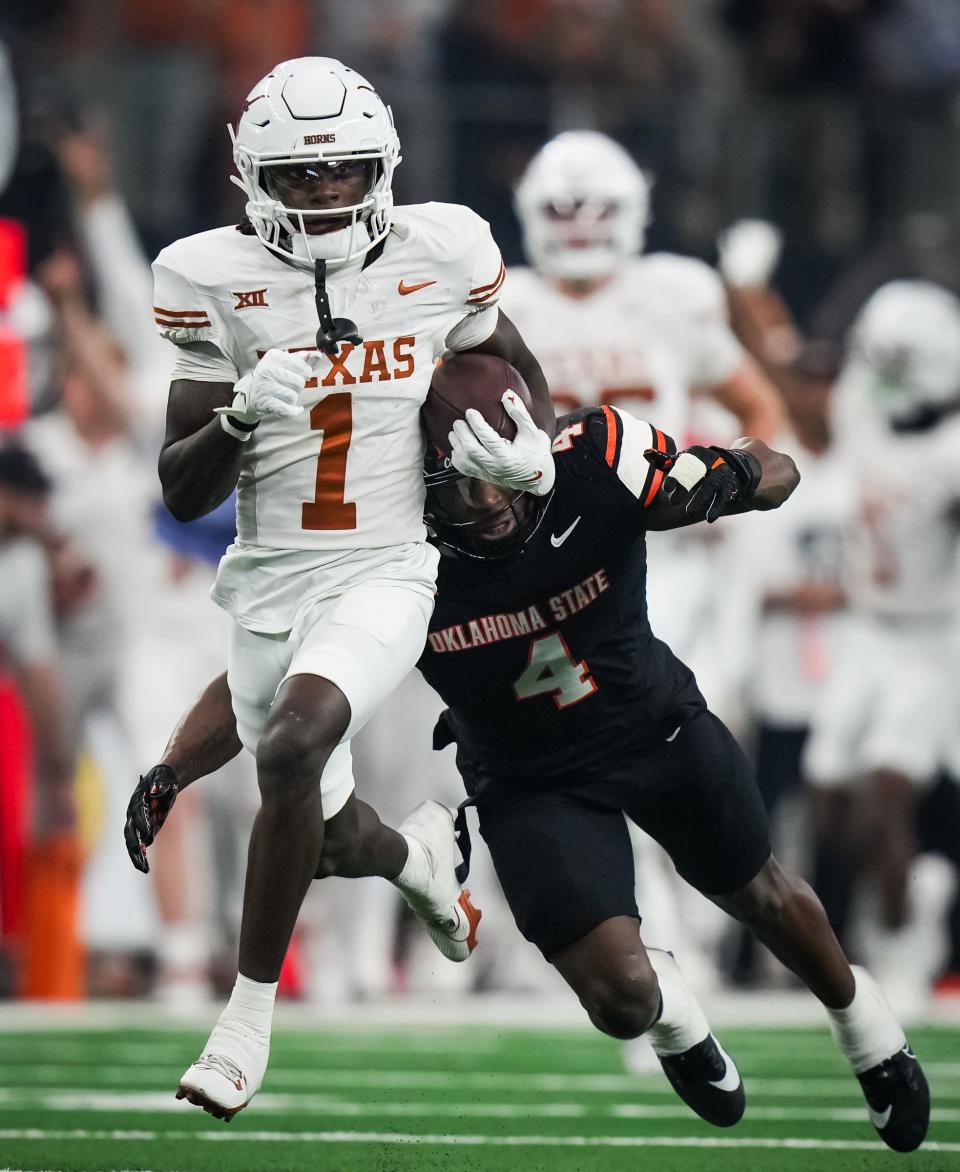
[394,800,481,962]
[175,1021,269,1122]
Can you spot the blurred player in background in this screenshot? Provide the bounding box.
[711,228,859,985]
[504,132,780,443]
[803,280,960,1016]
[504,136,782,732]
[146,55,556,1118]
[718,338,855,985]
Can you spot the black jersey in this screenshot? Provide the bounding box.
[418,406,706,781]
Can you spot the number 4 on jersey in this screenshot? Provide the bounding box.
[513,632,597,709]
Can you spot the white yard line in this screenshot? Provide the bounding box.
[0,1128,959,1153]
[0,1090,585,1118]
[1,1089,959,1124]
[3,1065,958,1101]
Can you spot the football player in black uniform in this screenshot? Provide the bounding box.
[126,364,929,1152]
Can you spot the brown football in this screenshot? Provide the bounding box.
[421,353,532,454]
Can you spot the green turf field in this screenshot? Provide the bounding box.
[0,1021,958,1171]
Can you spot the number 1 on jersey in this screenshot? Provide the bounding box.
[513,632,597,709]
[301,391,357,531]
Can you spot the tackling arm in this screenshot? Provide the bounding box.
[124,671,241,873]
[728,437,800,510]
[161,671,242,786]
[643,437,799,531]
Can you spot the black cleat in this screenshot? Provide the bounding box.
[857,1045,930,1152]
[657,1033,745,1127]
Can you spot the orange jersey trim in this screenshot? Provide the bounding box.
[469,259,505,296]
[644,427,667,507]
[466,263,506,304]
[601,405,618,467]
[155,307,212,328]
[155,317,211,329]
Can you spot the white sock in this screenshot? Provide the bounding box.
[214,973,278,1044]
[392,834,430,893]
[826,966,906,1074]
[644,949,711,1057]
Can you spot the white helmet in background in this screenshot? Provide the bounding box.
[514,131,650,281]
[851,280,960,426]
[230,57,401,269]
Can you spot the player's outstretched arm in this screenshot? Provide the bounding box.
[464,310,556,436]
[728,438,799,511]
[124,672,241,872]
[644,438,799,530]
[160,671,242,787]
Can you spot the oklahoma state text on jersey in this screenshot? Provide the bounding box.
[419,406,706,781]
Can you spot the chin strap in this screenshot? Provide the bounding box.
[314,259,362,357]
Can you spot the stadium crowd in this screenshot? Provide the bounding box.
[1,0,959,1026]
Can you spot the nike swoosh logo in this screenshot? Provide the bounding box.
[868,1104,892,1130]
[708,1044,742,1093]
[398,279,437,295]
[550,516,581,548]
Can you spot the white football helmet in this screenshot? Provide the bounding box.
[851,280,960,425]
[230,57,401,269]
[514,131,650,281]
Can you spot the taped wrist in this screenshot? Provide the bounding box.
[712,446,762,499]
[220,413,259,442]
[219,378,260,440]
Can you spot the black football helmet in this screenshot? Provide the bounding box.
[423,445,552,560]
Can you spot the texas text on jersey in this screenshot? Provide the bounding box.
[419,406,706,781]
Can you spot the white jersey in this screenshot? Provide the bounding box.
[153,202,504,631]
[500,253,743,438]
[834,365,960,619]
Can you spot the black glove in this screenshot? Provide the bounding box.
[124,764,179,873]
[645,444,762,523]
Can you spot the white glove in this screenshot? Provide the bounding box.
[449,391,555,497]
[717,219,783,289]
[214,348,311,440]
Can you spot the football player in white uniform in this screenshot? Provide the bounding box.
[804,280,960,1011]
[148,57,556,1119]
[502,130,783,692]
[503,132,781,437]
